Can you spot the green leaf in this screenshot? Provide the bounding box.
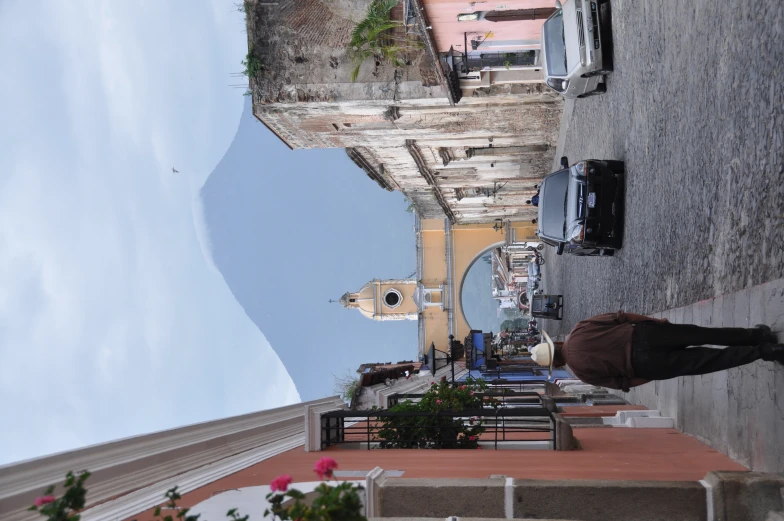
[286,489,306,500]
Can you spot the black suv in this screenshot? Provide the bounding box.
[537,156,624,256]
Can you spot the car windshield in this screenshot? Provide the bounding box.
[543,11,567,76]
[540,170,569,240]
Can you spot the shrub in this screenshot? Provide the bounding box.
[31,457,366,521]
[242,46,265,79]
[377,378,493,449]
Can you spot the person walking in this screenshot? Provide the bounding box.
[529,311,781,391]
[527,185,541,206]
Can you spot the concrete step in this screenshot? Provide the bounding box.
[705,471,784,521]
[597,409,676,428]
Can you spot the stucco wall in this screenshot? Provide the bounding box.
[423,0,555,52]
[125,427,747,520]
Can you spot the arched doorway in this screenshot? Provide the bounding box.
[458,241,526,333]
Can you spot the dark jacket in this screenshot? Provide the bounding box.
[561,311,667,391]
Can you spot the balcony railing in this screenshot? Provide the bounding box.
[465,51,538,71]
[442,50,538,76]
[469,378,551,394]
[386,391,544,408]
[320,406,556,451]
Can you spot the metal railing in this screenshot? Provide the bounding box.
[442,50,538,75]
[386,391,544,408]
[320,407,556,451]
[481,378,550,394]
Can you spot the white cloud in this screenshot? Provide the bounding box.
[0,0,298,464]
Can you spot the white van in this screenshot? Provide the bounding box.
[541,0,612,98]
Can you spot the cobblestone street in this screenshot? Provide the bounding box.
[541,0,784,470]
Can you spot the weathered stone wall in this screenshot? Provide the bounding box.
[256,97,560,220]
[244,0,563,223]
[255,96,560,149]
[246,0,440,105]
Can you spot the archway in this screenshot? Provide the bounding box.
[458,241,528,334]
[416,220,538,355]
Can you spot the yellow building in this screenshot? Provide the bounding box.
[341,217,538,358]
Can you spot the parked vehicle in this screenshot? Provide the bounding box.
[526,262,542,298]
[541,0,612,99]
[537,156,625,257]
[527,259,541,281]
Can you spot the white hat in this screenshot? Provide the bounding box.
[529,330,555,377]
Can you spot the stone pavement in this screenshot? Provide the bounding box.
[540,0,784,474]
[605,278,784,473]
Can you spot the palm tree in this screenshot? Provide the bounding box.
[347,0,421,82]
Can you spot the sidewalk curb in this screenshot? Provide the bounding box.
[551,98,575,171]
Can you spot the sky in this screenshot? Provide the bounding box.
[200,98,417,401]
[0,1,308,465]
[462,253,508,333]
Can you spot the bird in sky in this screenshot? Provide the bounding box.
[172,167,179,173]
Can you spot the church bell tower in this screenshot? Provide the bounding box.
[339,279,418,321]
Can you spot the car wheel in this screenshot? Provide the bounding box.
[537,243,544,251]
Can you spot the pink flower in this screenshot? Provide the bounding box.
[431,382,435,386]
[270,474,292,492]
[314,456,338,480]
[476,446,483,450]
[34,496,55,507]
[460,385,466,390]
[469,435,477,441]
[470,392,475,396]
[436,399,442,405]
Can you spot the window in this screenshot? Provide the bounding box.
[543,11,568,76]
[383,288,403,309]
[485,8,557,22]
[540,170,569,240]
[457,12,480,22]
